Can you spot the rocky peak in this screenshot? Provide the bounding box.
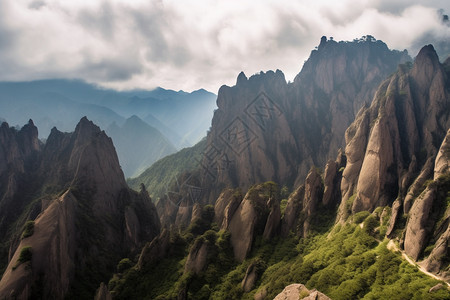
[0,118,160,299]
[0,119,40,177]
[236,71,248,86]
[412,45,441,79]
[72,116,103,145]
[198,37,411,203]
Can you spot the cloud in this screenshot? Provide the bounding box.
[0,0,449,93]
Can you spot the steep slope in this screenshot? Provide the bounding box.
[106,115,177,178]
[199,36,410,201]
[0,120,41,275]
[101,42,449,299]
[142,36,411,227]
[337,44,449,278]
[128,138,206,200]
[0,117,160,299]
[340,44,449,214]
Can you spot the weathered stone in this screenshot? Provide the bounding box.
[95,282,112,300]
[404,185,437,260]
[281,185,304,237]
[241,261,260,292]
[386,198,402,237]
[274,283,331,300]
[434,129,450,180]
[184,238,210,275]
[263,197,281,239]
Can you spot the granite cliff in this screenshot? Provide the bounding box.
[0,118,160,299]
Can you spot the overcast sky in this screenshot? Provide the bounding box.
[0,0,449,93]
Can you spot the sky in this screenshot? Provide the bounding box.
[0,0,449,93]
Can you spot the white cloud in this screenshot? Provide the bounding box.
[0,0,448,93]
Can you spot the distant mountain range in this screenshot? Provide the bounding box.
[107,115,177,178]
[0,79,217,177]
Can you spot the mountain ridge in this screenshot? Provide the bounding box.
[0,117,161,299]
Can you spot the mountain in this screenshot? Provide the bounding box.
[143,36,411,227]
[0,120,41,273]
[106,115,177,178]
[2,37,449,300]
[337,45,450,278]
[0,80,217,146]
[0,88,125,138]
[112,40,450,299]
[0,118,160,299]
[143,113,190,148]
[202,36,410,193]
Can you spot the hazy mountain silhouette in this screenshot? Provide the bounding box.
[0,79,217,145]
[106,115,177,178]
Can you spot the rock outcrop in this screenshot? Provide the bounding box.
[339,44,449,218]
[95,282,112,300]
[404,185,438,260]
[0,117,161,299]
[198,36,410,202]
[302,167,325,236]
[0,120,41,268]
[241,260,264,293]
[184,237,210,275]
[434,129,450,179]
[281,185,305,237]
[334,44,449,278]
[137,229,170,270]
[227,189,266,262]
[263,196,281,239]
[225,183,277,262]
[421,223,450,281]
[274,283,331,300]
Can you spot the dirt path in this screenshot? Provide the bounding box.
[387,240,449,287]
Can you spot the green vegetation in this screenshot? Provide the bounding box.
[353,211,370,224]
[13,246,33,270]
[21,220,35,239]
[128,139,206,200]
[117,258,134,273]
[110,202,448,299]
[18,246,33,263]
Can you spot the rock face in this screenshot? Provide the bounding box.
[434,129,450,179]
[339,44,449,217]
[404,130,450,268]
[421,223,450,281]
[227,188,266,262]
[404,185,438,260]
[0,117,161,299]
[184,238,210,275]
[281,185,305,237]
[334,44,449,277]
[0,120,41,268]
[241,261,263,293]
[137,229,170,270]
[198,36,410,201]
[274,283,331,300]
[280,164,338,238]
[95,282,112,300]
[225,183,277,262]
[263,196,281,240]
[302,168,325,236]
